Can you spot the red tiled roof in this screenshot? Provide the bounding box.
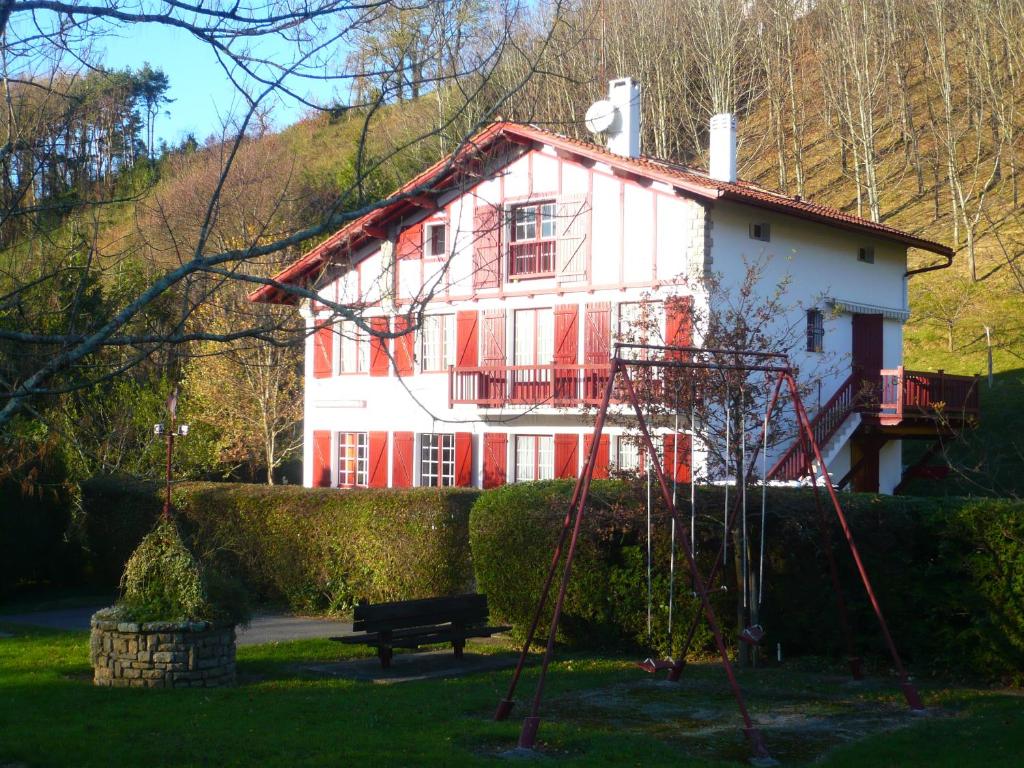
[249,121,952,304]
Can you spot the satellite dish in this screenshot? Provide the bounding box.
[585,99,617,134]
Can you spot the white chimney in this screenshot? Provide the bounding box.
[606,77,641,158]
[709,113,737,183]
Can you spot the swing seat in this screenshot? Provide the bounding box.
[740,624,765,645]
[636,657,676,674]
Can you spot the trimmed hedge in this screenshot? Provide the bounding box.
[470,480,1024,683]
[82,478,478,613]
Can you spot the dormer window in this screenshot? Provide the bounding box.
[424,222,446,259]
[509,202,556,278]
[858,246,875,263]
[749,222,770,242]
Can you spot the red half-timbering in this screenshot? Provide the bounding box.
[312,430,331,487]
[392,432,414,487]
[368,431,389,487]
[483,433,507,488]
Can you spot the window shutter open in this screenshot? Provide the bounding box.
[472,203,502,289]
[483,433,507,488]
[554,305,579,364]
[456,310,479,367]
[556,195,589,283]
[665,296,694,358]
[369,316,390,377]
[313,321,333,379]
[312,430,331,487]
[663,433,692,484]
[392,432,414,487]
[554,434,579,479]
[583,434,611,479]
[455,432,473,486]
[397,223,423,260]
[369,431,389,487]
[393,316,415,376]
[482,310,506,365]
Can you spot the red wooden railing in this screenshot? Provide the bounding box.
[880,366,980,424]
[770,367,980,482]
[768,372,861,481]
[449,363,611,408]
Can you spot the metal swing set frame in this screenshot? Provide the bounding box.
[493,344,925,764]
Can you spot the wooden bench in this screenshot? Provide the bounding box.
[333,593,509,668]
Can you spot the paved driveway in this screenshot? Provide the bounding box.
[0,605,352,646]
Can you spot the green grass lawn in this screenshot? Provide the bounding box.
[1,623,1022,767]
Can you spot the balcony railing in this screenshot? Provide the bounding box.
[449,364,611,408]
[879,366,980,425]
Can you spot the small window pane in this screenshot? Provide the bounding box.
[540,203,557,238]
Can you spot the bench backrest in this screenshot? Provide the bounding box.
[353,593,489,633]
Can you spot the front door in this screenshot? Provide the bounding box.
[852,313,883,401]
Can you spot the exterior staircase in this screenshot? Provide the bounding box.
[767,373,861,482]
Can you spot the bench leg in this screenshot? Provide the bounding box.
[453,640,465,660]
[378,646,393,669]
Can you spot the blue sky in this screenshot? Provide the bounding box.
[100,25,342,147]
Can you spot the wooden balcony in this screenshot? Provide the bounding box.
[448,364,611,408]
[878,367,980,427]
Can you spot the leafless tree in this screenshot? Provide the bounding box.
[0,0,573,438]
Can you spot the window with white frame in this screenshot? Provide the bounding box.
[420,314,455,371]
[424,222,447,259]
[515,435,554,482]
[514,308,554,365]
[616,436,642,473]
[419,433,455,487]
[509,202,557,277]
[337,432,368,487]
[338,320,368,373]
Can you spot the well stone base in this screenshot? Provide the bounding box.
[90,610,236,688]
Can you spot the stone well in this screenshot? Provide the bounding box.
[90,610,236,688]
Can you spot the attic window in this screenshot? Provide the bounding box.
[749,222,770,242]
[509,202,556,278]
[858,246,875,264]
[424,223,446,260]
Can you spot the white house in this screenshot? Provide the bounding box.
[251,79,977,495]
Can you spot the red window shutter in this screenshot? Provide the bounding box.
[483,433,507,488]
[584,303,611,364]
[397,224,423,260]
[455,432,473,487]
[392,432,414,487]
[313,321,333,379]
[456,310,479,367]
[368,432,389,487]
[312,430,331,487]
[665,296,694,358]
[369,316,390,377]
[663,433,692,484]
[393,316,415,376]
[554,434,579,479]
[473,204,501,289]
[583,434,611,479]
[553,305,579,364]
[482,310,506,365]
